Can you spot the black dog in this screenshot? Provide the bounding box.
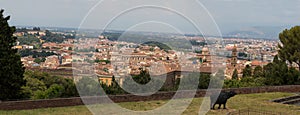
[210,91,237,109]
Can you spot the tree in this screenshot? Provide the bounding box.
[253,66,263,78]
[32,84,64,99]
[242,65,252,77]
[198,74,211,89]
[21,76,47,99]
[178,73,199,90]
[68,47,72,51]
[61,78,78,97]
[42,30,64,43]
[22,71,78,99]
[132,70,151,85]
[44,84,64,99]
[263,56,289,85]
[224,79,241,88]
[103,75,125,95]
[33,27,40,31]
[45,30,51,37]
[122,70,163,94]
[0,9,25,100]
[287,68,300,85]
[34,58,42,64]
[41,57,46,62]
[278,26,300,70]
[77,77,101,96]
[273,55,280,64]
[262,55,300,85]
[239,77,265,87]
[232,69,238,80]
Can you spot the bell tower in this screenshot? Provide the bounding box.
[231,44,237,67]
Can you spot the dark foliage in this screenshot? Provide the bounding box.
[76,77,101,96]
[189,40,207,46]
[242,65,252,77]
[0,10,25,100]
[22,71,78,99]
[41,30,65,43]
[278,26,300,70]
[20,49,57,57]
[142,41,172,51]
[225,55,300,88]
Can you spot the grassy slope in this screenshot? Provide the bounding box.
[0,92,299,115]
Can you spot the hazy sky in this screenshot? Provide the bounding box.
[1,0,300,34]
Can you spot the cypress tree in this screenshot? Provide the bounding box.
[0,9,25,100]
[242,65,252,77]
[232,69,239,80]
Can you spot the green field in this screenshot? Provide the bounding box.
[0,92,299,115]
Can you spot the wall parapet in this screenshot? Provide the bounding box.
[1,85,300,110]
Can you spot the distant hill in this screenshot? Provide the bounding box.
[225,26,292,39]
[141,41,172,51]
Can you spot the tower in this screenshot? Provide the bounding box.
[231,44,237,67]
[260,52,264,62]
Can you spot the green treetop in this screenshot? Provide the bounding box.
[242,65,252,77]
[278,26,300,70]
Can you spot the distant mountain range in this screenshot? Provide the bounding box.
[17,25,295,40]
[225,26,292,39]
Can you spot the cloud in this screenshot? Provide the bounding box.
[213,0,250,2]
[2,0,300,33]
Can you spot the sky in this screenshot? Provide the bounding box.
[1,0,300,35]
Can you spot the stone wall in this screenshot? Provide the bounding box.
[1,85,300,110]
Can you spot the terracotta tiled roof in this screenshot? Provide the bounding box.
[251,60,261,66]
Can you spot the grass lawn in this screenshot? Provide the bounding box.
[0,92,299,115]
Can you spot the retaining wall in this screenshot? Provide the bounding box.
[1,85,300,110]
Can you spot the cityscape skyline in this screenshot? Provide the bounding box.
[2,0,300,35]
[1,1,300,114]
